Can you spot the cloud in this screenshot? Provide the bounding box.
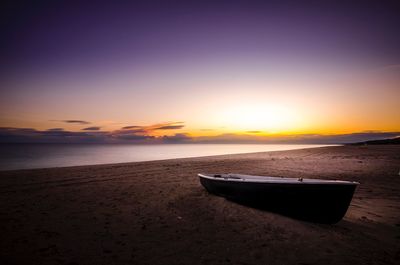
[161,133,192,143]
[1,126,398,145]
[0,127,39,140]
[112,129,147,134]
[64,120,90,124]
[120,122,185,132]
[0,127,95,143]
[50,120,91,124]
[246,131,262,134]
[82,126,101,131]
[119,122,185,133]
[108,128,153,142]
[42,130,89,137]
[154,125,185,130]
[121,125,142,129]
[111,134,154,141]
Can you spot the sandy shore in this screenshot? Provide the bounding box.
[1,145,400,265]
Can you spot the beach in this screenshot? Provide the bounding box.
[1,145,399,265]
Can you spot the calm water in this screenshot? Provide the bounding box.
[0,144,330,171]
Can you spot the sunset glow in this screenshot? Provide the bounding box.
[0,1,399,144]
[215,103,299,133]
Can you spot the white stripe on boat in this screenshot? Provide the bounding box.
[198,173,359,185]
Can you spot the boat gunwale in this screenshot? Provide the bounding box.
[198,173,359,185]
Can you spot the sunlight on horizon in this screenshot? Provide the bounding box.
[214,103,301,133]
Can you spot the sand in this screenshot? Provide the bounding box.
[1,145,400,265]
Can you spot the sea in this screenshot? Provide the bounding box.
[0,144,330,171]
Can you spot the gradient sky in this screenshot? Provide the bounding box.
[1,0,399,143]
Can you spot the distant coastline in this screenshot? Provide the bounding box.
[348,137,400,145]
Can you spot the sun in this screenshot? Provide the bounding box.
[216,103,298,133]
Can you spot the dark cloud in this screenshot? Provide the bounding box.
[41,130,89,137]
[0,127,36,133]
[154,125,185,130]
[0,127,94,143]
[112,134,154,141]
[121,125,142,130]
[246,131,262,134]
[0,127,40,142]
[120,122,185,132]
[1,127,399,144]
[109,129,155,142]
[82,126,101,131]
[108,128,153,142]
[55,120,91,124]
[112,129,147,134]
[161,133,192,143]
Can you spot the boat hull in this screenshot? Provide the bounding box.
[199,175,357,224]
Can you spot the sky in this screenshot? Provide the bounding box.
[0,0,399,143]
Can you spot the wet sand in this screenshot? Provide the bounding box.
[1,145,400,265]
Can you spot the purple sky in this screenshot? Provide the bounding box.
[3,0,400,73]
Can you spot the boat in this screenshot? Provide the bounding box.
[198,173,359,223]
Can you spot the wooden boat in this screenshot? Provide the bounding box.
[198,173,359,223]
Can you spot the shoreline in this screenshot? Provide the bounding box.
[0,143,334,172]
[1,145,400,265]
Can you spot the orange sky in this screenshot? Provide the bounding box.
[1,64,399,138]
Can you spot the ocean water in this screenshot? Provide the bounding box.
[0,144,330,171]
